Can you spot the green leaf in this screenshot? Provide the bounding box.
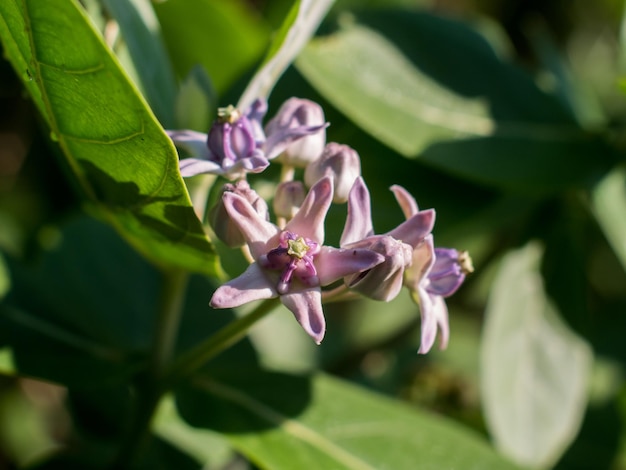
[0,216,161,386]
[296,13,615,192]
[591,166,626,272]
[177,372,520,469]
[238,0,335,109]
[102,0,178,127]
[175,65,216,132]
[481,242,593,468]
[153,0,270,95]
[0,0,221,276]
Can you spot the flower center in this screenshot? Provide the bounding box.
[217,105,241,124]
[260,231,320,294]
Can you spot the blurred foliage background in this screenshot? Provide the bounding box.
[0,0,626,468]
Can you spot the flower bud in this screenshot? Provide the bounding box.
[207,105,258,165]
[305,143,361,203]
[209,180,269,247]
[264,98,327,166]
[273,181,306,220]
[427,248,474,297]
[344,235,413,302]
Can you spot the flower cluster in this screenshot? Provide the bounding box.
[168,97,473,353]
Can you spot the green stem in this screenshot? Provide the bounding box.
[112,268,189,468]
[167,297,280,382]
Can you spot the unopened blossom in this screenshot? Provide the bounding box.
[265,98,328,167]
[210,177,384,344]
[340,177,435,302]
[209,180,269,248]
[390,185,472,354]
[273,181,306,220]
[168,97,327,180]
[304,143,361,203]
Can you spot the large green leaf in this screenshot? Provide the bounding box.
[238,0,335,109]
[102,0,178,127]
[481,242,593,468]
[296,12,616,192]
[153,0,270,95]
[176,371,519,469]
[0,0,221,277]
[592,166,626,272]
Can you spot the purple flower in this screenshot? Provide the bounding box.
[168,97,328,180]
[265,98,328,167]
[169,100,270,180]
[304,142,361,203]
[340,177,435,302]
[210,177,385,344]
[389,185,473,354]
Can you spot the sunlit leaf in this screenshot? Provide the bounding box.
[102,0,178,127]
[592,166,626,272]
[0,0,221,276]
[297,13,616,192]
[481,242,593,468]
[238,0,335,109]
[177,372,520,469]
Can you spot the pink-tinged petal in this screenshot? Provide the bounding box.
[404,235,435,293]
[387,208,435,248]
[390,184,419,218]
[315,246,384,286]
[167,129,210,160]
[264,124,328,160]
[432,295,450,350]
[285,177,333,244]
[223,193,280,259]
[280,288,326,344]
[210,263,277,309]
[416,287,438,354]
[179,158,222,177]
[340,177,374,246]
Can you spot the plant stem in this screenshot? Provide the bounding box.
[167,297,280,382]
[113,268,189,469]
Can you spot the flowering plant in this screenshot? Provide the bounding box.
[0,1,618,469]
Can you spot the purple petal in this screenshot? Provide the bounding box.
[404,235,435,293]
[390,184,419,218]
[428,271,466,298]
[280,288,326,344]
[432,295,450,350]
[210,263,277,309]
[264,123,329,160]
[167,129,211,160]
[315,246,384,286]
[179,158,222,177]
[284,177,333,244]
[245,98,268,146]
[223,192,280,259]
[387,208,435,248]
[340,177,374,246]
[416,288,438,354]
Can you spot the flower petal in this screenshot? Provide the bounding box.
[280,288,326,344]
[387,208,435,248]
[178,158,222,177]
[404,234,435,293]
[390,184,419,218]
[223,192,280,259]
[432,295,450,350]
[340,177,374,246]
[167,129,210,160]
[416,287,438,354]
[315,246,384,286]
[284,176,333,244]
[210,263,277,308]
[264,124,329,160]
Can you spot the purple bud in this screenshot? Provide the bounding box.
[264,98,327,166]
[209,180,269,247]
[207,105,257,165]
[273,181,306,220]
[305,143,361,203]
[344,235,413,301]
[427,248,474,297]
